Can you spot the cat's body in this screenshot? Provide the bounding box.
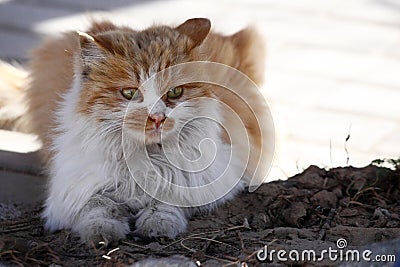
[0,18,273,245]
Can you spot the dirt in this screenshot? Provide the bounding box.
[1,163,400,266]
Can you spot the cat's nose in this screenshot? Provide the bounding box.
[149,112,166,128]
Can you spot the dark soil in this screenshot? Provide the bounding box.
[1,164,400,266]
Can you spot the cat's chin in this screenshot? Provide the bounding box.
[123,128,172,145]
[144,127,176,145]
[144,129,164,145]
[144,134,161,144]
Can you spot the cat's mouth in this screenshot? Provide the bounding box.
[143,117,175,144]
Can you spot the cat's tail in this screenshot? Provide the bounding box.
[0,60,30,132]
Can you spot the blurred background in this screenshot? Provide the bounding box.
[0,0,399,183]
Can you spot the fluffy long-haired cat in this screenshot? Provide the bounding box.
[0,18,274,245]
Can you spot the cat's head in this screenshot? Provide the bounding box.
[75,18,218,145]
[75,18,264,145]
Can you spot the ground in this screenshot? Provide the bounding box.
[1,163,399,266]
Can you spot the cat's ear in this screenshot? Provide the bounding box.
[230,27,266,85]
[176,18,211,48]
[78,31,108,64]
[78,31,128,60]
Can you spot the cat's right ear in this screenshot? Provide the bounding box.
[77,31,106,65]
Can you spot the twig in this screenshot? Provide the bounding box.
[163,229,220,249]
[344,124,351,166]
[121,241,147,250]
[0,217,40,226]
[202,233,220,252]
[168,224,247,256]
[323,177,328,188]
[9,251,25,267]
[237,230,245,250]
[316,208,336,240]
[58,252,96,259]
[1,225,33,233]
[220,254,243,267]
[351,187,379,202]
[191,237,238,251]
[46,246,61,263]
[348,201,376,210]
[123,251,147,258]
[244,248,262,261]
[164,224,245,249]
[25,256,51,266]
[224,239,278,267]
[180,239,196,252]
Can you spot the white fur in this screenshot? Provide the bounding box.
[43,60,247,243]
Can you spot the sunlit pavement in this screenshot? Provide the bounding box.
[0,0,399,181]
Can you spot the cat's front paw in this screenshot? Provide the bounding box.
[134,205,187,239]
[75,217,130,247]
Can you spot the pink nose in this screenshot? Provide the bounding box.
[149,112,166,128]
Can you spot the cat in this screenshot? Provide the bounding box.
[0,18,274,246]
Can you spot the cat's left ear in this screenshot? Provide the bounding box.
[176,18,211,48]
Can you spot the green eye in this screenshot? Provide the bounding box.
[121,87,139,100]
[167,87,183,99]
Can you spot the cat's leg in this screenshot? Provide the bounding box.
[134,202,187,239]
[73,194,130,246]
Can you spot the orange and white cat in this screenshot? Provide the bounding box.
[0,18,273,245]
